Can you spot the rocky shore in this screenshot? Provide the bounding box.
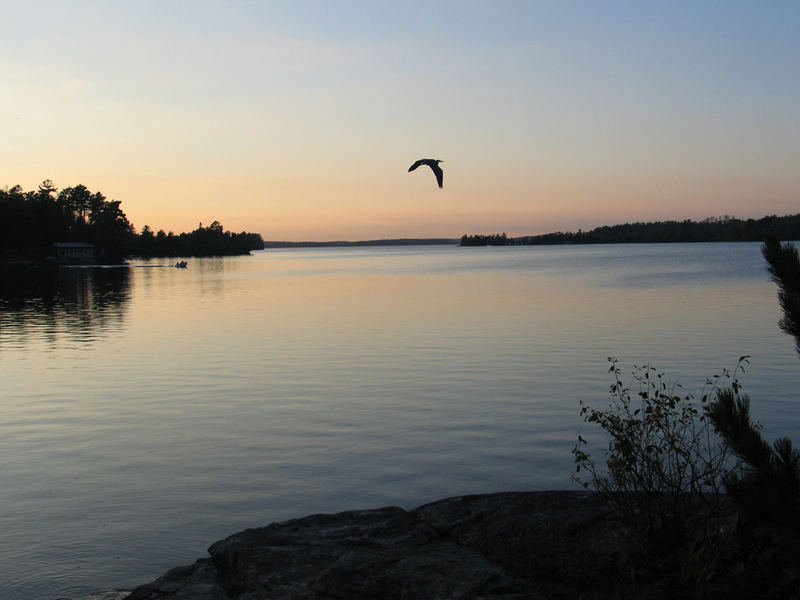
[123,491,622,600]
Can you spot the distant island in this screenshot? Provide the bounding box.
[0,180,263,262]
[460,214,800,246]
[136,221,263,258]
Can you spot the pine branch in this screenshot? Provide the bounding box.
[762,237,800,356]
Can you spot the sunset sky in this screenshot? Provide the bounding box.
[3,1,799,241]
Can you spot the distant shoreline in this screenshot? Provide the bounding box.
[263,214,800,248]
[262,238,458,248]
[460,214,800,246]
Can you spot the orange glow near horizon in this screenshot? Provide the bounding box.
[2,3,799,241]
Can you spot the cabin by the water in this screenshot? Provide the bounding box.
[52,242,95,263]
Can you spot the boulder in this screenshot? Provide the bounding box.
[124,491,612,600]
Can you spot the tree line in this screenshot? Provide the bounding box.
[0,180,263,261]
[461,214,800,246]
[459,233,510,246]
[136,221,263,257]
[1,180,134,261]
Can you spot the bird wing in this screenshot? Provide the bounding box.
[408,160,424,172]
[431,163,443,188]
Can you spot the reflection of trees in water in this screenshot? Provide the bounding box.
[0,266,131,347]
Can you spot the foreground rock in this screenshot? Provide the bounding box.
[124,491,615,600]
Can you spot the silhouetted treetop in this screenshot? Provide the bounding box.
[1,180,263,261]
[463,214,800,246]
[1,180,133,261]
[131,220,263,257]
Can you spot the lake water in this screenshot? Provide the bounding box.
[2,242,800,599]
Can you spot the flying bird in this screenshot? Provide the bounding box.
[408,158,443,188]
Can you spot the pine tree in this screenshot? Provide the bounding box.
[706,237,800,595]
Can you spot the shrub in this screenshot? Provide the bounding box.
[573,357,743,552]
[570,238,800,595]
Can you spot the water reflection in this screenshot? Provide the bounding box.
[0,265,131,349]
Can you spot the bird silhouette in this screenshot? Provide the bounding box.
[408,159,443,188]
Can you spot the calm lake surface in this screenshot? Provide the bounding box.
[2,243,800,599]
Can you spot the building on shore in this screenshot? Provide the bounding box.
[52,242,95,263]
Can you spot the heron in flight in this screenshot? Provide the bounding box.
[408,158,443,188]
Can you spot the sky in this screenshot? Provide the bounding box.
[2,1,799,241]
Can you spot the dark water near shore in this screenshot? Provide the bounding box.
[2,243,799,599]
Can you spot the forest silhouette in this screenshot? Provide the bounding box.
[461,214,800,246]
[6,179,800,259]
[0,180,263,262]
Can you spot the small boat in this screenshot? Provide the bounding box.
[175,261,188,268]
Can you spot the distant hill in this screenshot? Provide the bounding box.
[263,238,458,248]
[460,214,800,246]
